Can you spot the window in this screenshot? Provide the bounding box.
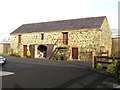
[41,33,44,40]
[18,35,21,43]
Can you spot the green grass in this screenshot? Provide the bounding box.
[108,59,120,63]
[108,59,113,63]
[0,53,9,56]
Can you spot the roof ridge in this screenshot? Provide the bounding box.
[23,16,106,25]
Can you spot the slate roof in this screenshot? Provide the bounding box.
[11,16,106,34]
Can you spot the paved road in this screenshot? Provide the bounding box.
[1,56,120,88]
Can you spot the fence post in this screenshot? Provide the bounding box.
[92,50,95,68]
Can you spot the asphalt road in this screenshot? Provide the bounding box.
[1,56,120,88]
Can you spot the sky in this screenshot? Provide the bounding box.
[0,0,119,41]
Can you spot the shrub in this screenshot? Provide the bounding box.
[54,52,61,60]
[115,61,120,78]
[0,53,8,56]
[54,50,70,61]
[62,50,70,61]
[10,53,20,57]
[96,63,103,71]
[15,53,20,57]
[108,59,113,63]
[106,61,118,75]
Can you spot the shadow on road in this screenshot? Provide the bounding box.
[54,70,119,88]
[14,84,23,89]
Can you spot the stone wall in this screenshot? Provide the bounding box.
[10,32,63,57]
[100,18,112,56]
[10,35,20,54]
[10,29,101,59]
[68,29,101,60]
[68,29,101,51]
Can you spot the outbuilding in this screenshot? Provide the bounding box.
[0,42,10,55]
[10,16,112,61]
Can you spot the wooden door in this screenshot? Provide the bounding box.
[46,44,54,58]
[23,45,27,57]
[72,48,78,59]
[29,45,35,58]
[63,32,68,45]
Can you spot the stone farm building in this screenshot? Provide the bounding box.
[0,42,10,55]
[10,16,112,61]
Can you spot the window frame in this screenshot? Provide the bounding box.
[41,33,44,40]
[18,35,21,43]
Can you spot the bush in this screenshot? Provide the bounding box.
[107,61,118,75]
[96,63,103,71]
[106,58,120,80]
[10,53,20,57]
[61,50,69,61]
[115,61,120,78]
[54,52,61,60]
[108,59,113,63]
[54,50,70,61]
[0,53,9,56]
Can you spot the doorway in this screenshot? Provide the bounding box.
[23,45,27,57]
[29,45,35,58]
[37,45,47,58]
[72,47,78,59]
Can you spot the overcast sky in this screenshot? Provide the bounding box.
[0,0,119,39]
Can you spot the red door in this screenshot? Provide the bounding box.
[23,45,27,57]
[72,48,78,59]
[63,32,68,45]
